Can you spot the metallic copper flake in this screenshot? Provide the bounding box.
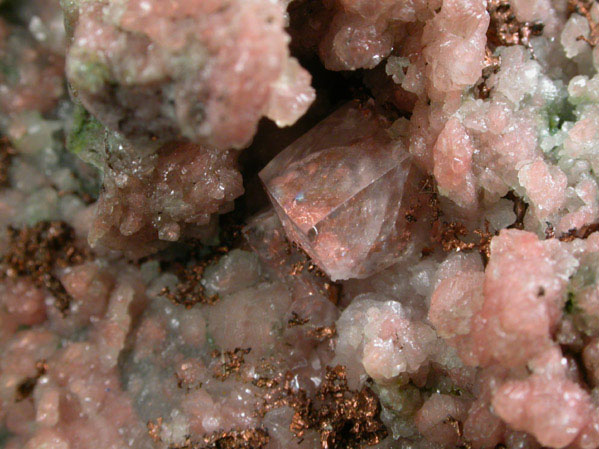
[487,0,545,48]
[1,221,87,314]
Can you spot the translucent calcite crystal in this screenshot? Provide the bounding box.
[260,103,416,281]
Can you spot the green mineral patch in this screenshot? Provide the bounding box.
[67,105,106,170]
[67,49,111,95]
[546,97,575,136]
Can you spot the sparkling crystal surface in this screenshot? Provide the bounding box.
[260,103,414,280]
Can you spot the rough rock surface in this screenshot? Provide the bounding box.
[89,135,243,258]
[63,0,315,150]
[5,0,599,449]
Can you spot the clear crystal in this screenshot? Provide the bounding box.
[260,102,414,280]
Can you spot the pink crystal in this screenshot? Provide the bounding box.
[492,372,591,448]
[414,393,469,446]
[260,102,416,280]
[65,0,315,149]
[469,229,568,367]
[90,139,243,258]
[433,117,478,209]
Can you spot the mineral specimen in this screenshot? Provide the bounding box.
[260,102,418,281]
[0,18,64,122]
[6,1,599,449]
[63,0,315,149]
[87,132,243,258]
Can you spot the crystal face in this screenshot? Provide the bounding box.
[260,103,414,280]
[10,1,599,448]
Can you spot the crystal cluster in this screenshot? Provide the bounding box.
[54,0,319,254]
[89,135,243,258]
[5,0,599,449]
[62,0,315,150]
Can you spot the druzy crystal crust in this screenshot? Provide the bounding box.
[62,0,315,150]
[7,0,599,449]
[261,103,415,280]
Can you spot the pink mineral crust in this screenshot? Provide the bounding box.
[64,0,315,149]
[429,266,484,340]
[334,296,438,386]
[314,0,440,71]
[414,393,469,446]
[90,140,243,258]
[260,102,418,281]
[453,229,573,367]
[58,263,114,328]
[396,0,488,174]
[492,349,592,448]
[518,159,567,220]
[396,14,583,228]
[558,178,599,234]
[425,229,599,448]
[0,19,64,119]
[421,0,489,96]
[464,396,506,449]
[0,278,46,327]
[433,117,478,209]
[510,0,562,37]
[318,12,394,71]
[0,264,153,449]
[8,0,599,447]
[118,249,337,448]
[315,0,489,89]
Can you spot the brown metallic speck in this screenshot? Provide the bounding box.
[487,0,544,49]
[1,221,88,314]
[15,360,48,402]
[308,323,337,341]
[0,137,15,187]
[288,311,310,327]
[569,0,599,47]
[212,348,251,380]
